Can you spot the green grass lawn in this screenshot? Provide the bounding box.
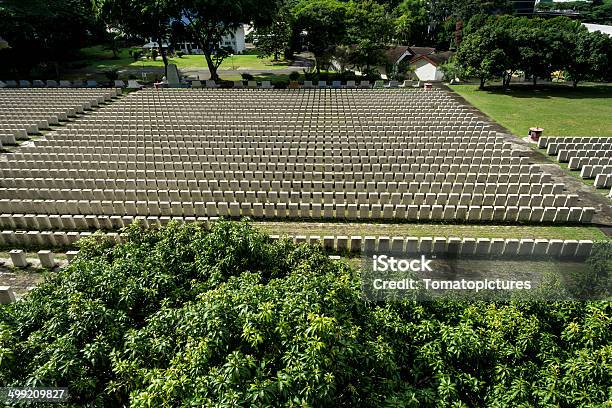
[76,46,290,72]
[449,84,612,137]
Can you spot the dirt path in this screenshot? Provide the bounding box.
[0,266,46,297]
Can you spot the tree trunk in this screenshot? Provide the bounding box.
[573,80,578,88]
[454,20,463,49]
[479,77,485,89]
[157,37,169,78]
[204,51,219,81]
[532,75,537,87]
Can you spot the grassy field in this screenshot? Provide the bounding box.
[253,222,608,241]
[449,84,612,137]
[76,46,291,71]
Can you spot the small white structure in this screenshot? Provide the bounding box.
[177,25,247,54]
[221,25,246,53]
[583,23,612,37]
[9,249,28,268]
[37,250,56,269]
[0,36,9,50]
[384,46,435,74]
[409,52,453,82]
[143,41,170,49]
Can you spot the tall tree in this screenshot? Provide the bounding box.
[516,25,550,87]
[455,23,512,88]
[567,29,612,87]
[179,0,279,81]
[293,0,348,74]
[0,0,97,77]
[345,0,394,72]
[94,0,179,77]
[394,0,428,45]
[253,5,293,61]
[540,17,586,86]
[428,0,512,50]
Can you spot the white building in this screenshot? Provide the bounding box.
[583,23,612,36]
[218,25,246,53]
[409,53,453,82]
[177,25,247,54]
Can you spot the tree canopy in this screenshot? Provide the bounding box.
[93,0,180,76]
[456,15,612,87]
[293,0,349,73]
[178,0,279,80]
[0,0,99,77]
[1,221,610,406]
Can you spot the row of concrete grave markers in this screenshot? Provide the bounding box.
[268,235,593,259]
[0,250,81,305]
[7,249,79,268]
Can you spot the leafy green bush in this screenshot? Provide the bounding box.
[304,70,319,81]
[338,70,357,82]
[102,67,119,81]
[362,68,382,82]
[288,70,300,81]
[241,72,254,81]
[571,240,612,299]
[0,221,610,407]
[129,49,142,61]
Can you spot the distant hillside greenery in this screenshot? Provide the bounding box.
[1,221,610,407]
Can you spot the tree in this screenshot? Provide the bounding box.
[179,0,279,81]
[169,19,191,53]
[345,0,394,72]
[567,29,612,87]
[253,6,293,61]
[393,0,428,45]
[1,221,610,406]
[293,0,348,74]
[455,23,512,88]
[0,0,98,78]
[493,16,552,87]
[516,25,551,87]
[94,0,179,77]
[590,0,612,25]
[427,0,512,50]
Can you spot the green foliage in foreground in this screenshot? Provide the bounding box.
[0,221,611,407]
